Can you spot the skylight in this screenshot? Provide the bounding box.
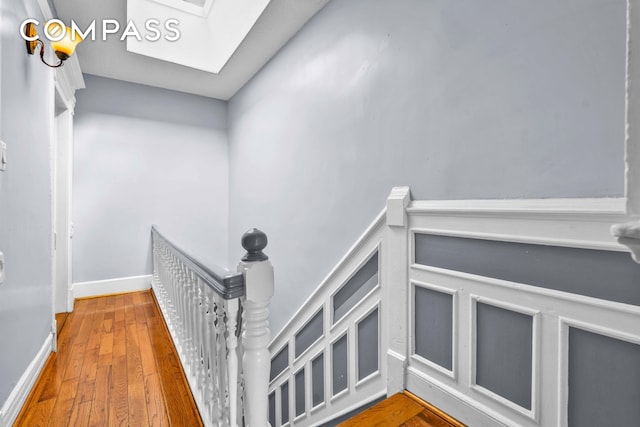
[151,0,214,18]
[127,0,271,73]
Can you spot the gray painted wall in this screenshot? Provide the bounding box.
[228,0,627,334]
[0,0,55,405]
[73,75,229,283]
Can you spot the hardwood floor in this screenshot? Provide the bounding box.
[14,291,203,427]
[339,392,466,427]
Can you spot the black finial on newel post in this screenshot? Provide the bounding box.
[241,228,269,262]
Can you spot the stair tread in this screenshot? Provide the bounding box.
[339,391,465,427]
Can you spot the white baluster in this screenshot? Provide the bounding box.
[225,298,240,427]
[184,269,195,374]
[196,279,207,399]
[213,294,226,426]
[202,287,215,413]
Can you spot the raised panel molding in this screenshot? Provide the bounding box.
[408,198,629,253]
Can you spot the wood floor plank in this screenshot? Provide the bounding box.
[79,346,99,385]
[48,378,79,426]
[15,398,55,427]
[14,291,203,427]
[67,400,92,427]
[109,355,129,426]
[340,392,466,427]
[146,291,204,427]
[12,353,55,424]
[144,373,170,427]
[126,321,150,426]
[88,364,111,426]
[339,393,424,426]
[74,379,95,404]
[63,343,87,381]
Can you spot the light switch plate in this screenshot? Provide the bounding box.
[0,140,6,172]
[0,252,5,284]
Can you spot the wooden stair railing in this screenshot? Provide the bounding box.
[151,226,274,427]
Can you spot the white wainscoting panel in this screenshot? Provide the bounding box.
[405,199,640,427]
[268,208,387,426]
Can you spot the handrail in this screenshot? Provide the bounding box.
[151,225,245,299]
[152,225,274,427]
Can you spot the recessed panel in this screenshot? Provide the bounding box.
[268,391,276,427]
[415,234,640,306]
[332,334,348,395]
[333,252,378,323]
[357,308,379,380]
[569,328,640,426]
[271,344,288,381]
[295,369,305,417]
[311,352,325,407]
[281,381,289,425]
[414,286,453,371]
[295,308,323,358]
[476,302,533,410]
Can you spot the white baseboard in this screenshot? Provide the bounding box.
[72,275,152,300]
[0,333,54,427]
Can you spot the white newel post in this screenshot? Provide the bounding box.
[385,186,411,395]
[238,229,275,427]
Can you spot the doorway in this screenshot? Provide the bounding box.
[52,88,74,318]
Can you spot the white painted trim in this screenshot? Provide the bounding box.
[354,302,382,388]
[408,200,629,253]
[408,257,640,427]
[270,208,386,346]
[310,390,388,427]
[468,295,541,422]
[386,186,410,227]
[72,275,152,299]
[329,244,381,329]
[36,0,85,103]
[329,330,350,403]
[292,366,305,422]
[308,350,327,415]
[556,316,640,427]
[406,366,516,427]
[411,264,640,316]
[292,307,325,363]
[410,281,458,381]
[408,197,626,214]
[0,333,53,427]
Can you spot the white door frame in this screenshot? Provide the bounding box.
[50,79,84,351]
[52,89,74,315]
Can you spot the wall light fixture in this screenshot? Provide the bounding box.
[24,21,83,68]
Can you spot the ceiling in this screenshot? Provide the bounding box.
[52,0,330,100]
